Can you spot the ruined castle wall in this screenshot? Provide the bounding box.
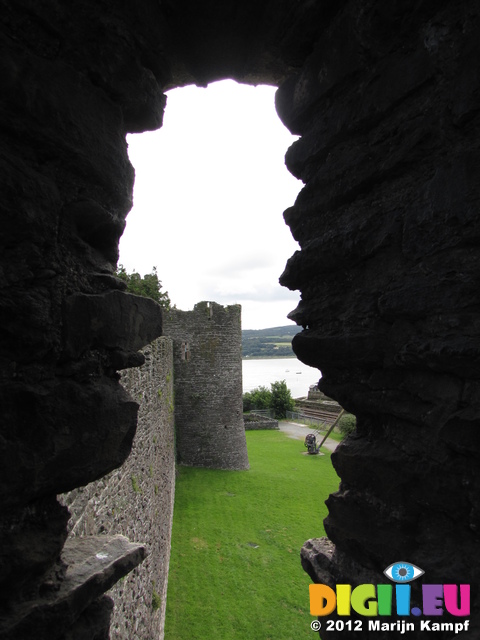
[163,302,249,470]
[61,337,176,640]
[244,415,279,431]
[60,302,249,638]
[277,2,480,635]
[3,1,480,638]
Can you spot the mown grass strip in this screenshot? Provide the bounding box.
[165,430,339,640]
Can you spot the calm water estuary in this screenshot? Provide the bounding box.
[242,357,321,399]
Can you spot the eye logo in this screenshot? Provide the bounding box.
[384,561,424,583]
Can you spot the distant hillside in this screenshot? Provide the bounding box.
[242,324,301,358]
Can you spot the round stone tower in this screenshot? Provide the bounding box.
[163,301,249,470]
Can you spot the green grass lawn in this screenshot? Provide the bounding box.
[164,430,339,640]
[323,429,344,443]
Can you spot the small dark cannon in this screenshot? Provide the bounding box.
[304,433,320,455]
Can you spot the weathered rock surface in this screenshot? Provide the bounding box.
[277,1,480,636]
[0,535,145,640]
[0,0,167,632]
[1,0,480,638]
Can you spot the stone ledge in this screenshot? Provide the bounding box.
[301,537,386,587]
[0,535,146,640]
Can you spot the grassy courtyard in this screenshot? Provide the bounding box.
[164,430,339,639]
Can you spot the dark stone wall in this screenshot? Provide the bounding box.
[163,302,249,470]
[0,1,168,636]
[277,1,480,636]
[1,0,480,637]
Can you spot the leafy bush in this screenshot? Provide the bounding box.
[242,385,271,412]
[116,265,171,309]
[243,380,294,419]
[338,412,356,437]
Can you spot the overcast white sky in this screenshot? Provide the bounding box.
[119,80,303,330]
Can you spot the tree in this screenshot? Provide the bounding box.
[270,380,295,419]
[242,385,271,412]
[242,380,295,419]
[116,265,171,309]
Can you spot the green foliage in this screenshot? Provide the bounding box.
[242,385,271,412]
[165,430,340,640]
[338,412,356,436]
[131,474,141,494]
[116,265,171,309]
[270,379,295,419]
[152,589,162,611]
[243,380,295,419]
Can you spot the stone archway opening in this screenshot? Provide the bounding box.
[3,2,479,638]
[119,79,303,333]
[115,80,337,636]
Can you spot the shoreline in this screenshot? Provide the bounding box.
[242,355,297,361]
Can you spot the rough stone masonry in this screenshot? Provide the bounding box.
[1,1,479,638]
[60,337,176,640]
[163,301,249,471]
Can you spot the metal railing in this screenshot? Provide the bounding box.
[286,411,328,429]
[250,409,275,419]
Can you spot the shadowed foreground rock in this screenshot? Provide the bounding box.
[1,0,479,637]
[277,2,480,636]
[0,536,145,640]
